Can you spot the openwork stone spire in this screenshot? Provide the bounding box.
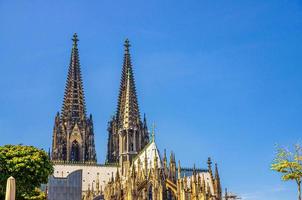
[116,39,140,129]
[51,33,96,163]
[106,39,149,165]
[61,33,86,121]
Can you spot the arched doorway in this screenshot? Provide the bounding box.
[71,140,80,161]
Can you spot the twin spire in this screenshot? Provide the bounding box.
[61,34,141,130]
[61,33,87,121]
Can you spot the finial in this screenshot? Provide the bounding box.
[151,123,155,141]
[124,38,131,53]
[178,160,181,179]
[116,167,120,181]
[72,33,79,47]
[207,157,212,168]
[208,157,213,179]
[215,163,220,179]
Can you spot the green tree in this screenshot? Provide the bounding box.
[271,143,302,200]
[0,145,53,200]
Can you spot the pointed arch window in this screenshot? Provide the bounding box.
[148,185,153,200]
[71,140,80,161]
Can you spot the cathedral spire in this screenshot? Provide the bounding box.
[208,157,213,179]
[215,163,220,181]
[214,163,222,198]
[178,160,181,179]
[61,33,86,121]
[116,39,140,130]
[106,39,149,165]
[52,34,96,163]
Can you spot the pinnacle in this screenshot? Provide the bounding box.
[207,157,212,167]
[215,163,220,179]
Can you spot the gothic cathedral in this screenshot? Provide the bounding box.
[50,34,223,200]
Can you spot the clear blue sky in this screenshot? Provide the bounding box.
[0,0,301,199]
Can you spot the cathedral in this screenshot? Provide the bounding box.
[50,34,223,200]
[106,39,149,166]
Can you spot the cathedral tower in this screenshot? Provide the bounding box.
[106,39,149,171]
[51,33,97,163]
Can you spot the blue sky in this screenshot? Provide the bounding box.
[0,0,301,199]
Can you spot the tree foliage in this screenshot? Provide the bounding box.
[271,143,302,200]
[0,145,53,200]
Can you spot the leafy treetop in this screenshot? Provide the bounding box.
[271,144,302,200]
[0,145,53,200]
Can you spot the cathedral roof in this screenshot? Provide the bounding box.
[184,172,215,194]
[132,139,162,170]
[61,33,87,121]
[116,39,141,130]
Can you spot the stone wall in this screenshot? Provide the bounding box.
[53,163,117,192]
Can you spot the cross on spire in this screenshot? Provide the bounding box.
[72,33,79,46]
[124,38,131,53]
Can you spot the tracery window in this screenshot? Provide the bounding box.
[148,185,153,200]
[71,140,80,161]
